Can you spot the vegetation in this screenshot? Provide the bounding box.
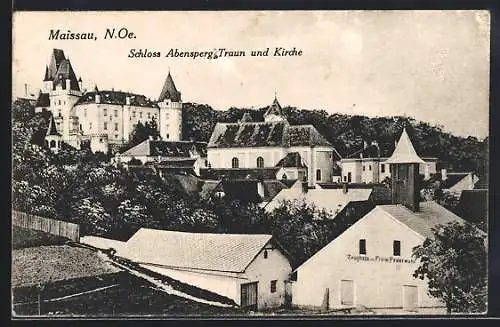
[412,221,487,313]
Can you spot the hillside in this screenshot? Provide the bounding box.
[182,102,488,175]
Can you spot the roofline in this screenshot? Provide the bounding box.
[242,237,295,272]
[130,260,247,274]
[377,205,427,240]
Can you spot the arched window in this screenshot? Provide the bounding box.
[232,157,239,168]
[256,156,264,168]
[49,140,56,148]
[316,169,322,181]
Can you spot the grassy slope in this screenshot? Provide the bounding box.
[12,226,69,249]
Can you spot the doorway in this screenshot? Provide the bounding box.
[241,282,258,310]
[403,285,418,311]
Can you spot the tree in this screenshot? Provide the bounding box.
[412,221,487,313]
[127,117,161,149]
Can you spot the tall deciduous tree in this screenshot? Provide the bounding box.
[412,221,487,313]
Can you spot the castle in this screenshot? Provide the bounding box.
[36,49,183,153]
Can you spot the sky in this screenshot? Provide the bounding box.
[12,11,490,139]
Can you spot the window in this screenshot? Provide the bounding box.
[256,156,264,168]
[316,169,321,181]
[263,250,268,259]
[114,110,118,117]
[114,123,118,131]
[166,133,170,139]
[359,239,366,255]
[139,111,143,118]
[104,122,108,130]
[282,173,288,180]
[58,110,62,117]
[393,240,401,256]
[84,109,87,117]
[369,165,372,171]
[166,113,170,120]
[348,172,352,183]
[343,176,347,182]
[115,134,118,139]
[103,108,107,116]
[363,165,366,171]
[232,157,239,168]
[381,164,385,173]
[389,165,392,173]
[49,140,56,148]
[89,122,93,130]
[133,111,136,118]
[58,100,61,105]
[270,280,277,293]
[147,112,151,119]
[99,138,103,143]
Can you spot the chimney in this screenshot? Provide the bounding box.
[95,93,101,104]
[126,96,131,106]
[342,182,348,194]
[24,83,28,97]
[65,78,71,90]
[441,168,447,181]
[78,77,83,90]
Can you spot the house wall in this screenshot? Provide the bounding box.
[361,159,379,184]
[291,206,444,311]
[448,174,477,194]
[207,147,287,169]
[341,160,362,183]
[314,148,334,184]
[243,244,293,309]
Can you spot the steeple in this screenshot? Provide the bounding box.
[387,126,424,212]
[43,66,50,81]
[46,115,60,136]
[158,71,182,102]
[264,96,286,122]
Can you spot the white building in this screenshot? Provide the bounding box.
[291,127,466,314]
[340,141,438,184]
[206,97,339,186]
[35,49,183,153]
[116,228,293,310]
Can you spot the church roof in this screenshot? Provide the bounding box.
[158,72,182,102]
[264,97,284,117]
[119,139,207,158]
[385,127,425,164]
[75,90,159,108]
[207,122,331,148]
[46,116,60,136]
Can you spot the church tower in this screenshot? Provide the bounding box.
[386,126,425,212]
[264,96,287,123]
[157,71,183,141]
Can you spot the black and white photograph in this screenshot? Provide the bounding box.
[11,10,490,317]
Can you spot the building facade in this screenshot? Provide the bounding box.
[35,49,183,153]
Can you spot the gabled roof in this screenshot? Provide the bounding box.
[120,139,207,158]
[35,92,50,108]
[207,122,331,148]
[46,116,60,136]
[116,228,274,273]
[385,128,425,164]
[379,201,467,239]
[264,97,284,117]
[428,172,472,189]
[275,152,307,168]
[158,72,182,102]
[76,90,159,108]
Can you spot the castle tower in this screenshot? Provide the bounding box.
[385,126,425,212]
[264,96,287,123]
[42,49,83,140]
[157,71,182,141]
[45,115,62,153]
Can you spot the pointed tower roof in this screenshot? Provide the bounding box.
[53,59,80,91]
[264,96,284,117]
[46,116,60,136]
[158,72,182,102]
[43,66,50,81]
[385,127,425,164]
[48,49,67,81]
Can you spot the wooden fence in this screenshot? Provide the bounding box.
[12,211,80,242]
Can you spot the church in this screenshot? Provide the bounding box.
[35,48,183,153]
[207,97,339,186]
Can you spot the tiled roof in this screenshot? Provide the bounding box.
[199,180,221,198]
[35,92,50,108]
[379,201,467,239]
[275,152,307,168]
[386,128,425,164]
[428,172,471,189]
[120,139,207,158]
[199,168,279,180]
[207,122,331,148]
[239,112,254,123]
[52,59,80,91]
[158,72,182,102]
[76,91,159,108]
[116,228,273,273]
